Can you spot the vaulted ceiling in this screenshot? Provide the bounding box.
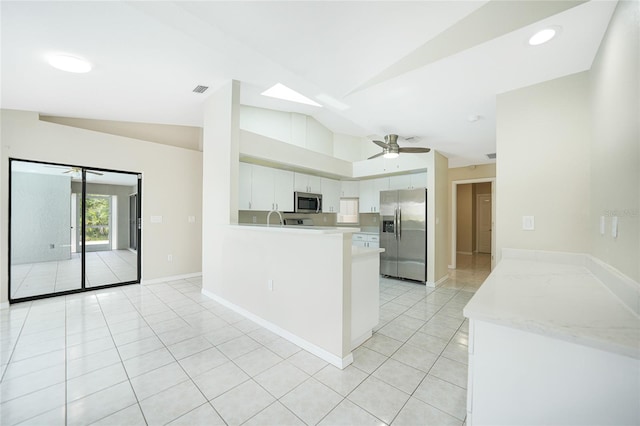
[1,1,616,167]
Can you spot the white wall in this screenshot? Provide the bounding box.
[239,105,333,156]
[434,151,449,282]
[589,0,640,282]
[205,227,352,364]
[495,0,639,284]
[332,133,364,162]
[496,72,591,263]
[0,110,203,303]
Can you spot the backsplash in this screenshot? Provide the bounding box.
[238,210,381,231]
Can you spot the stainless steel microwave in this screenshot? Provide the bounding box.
[294,191,322,213]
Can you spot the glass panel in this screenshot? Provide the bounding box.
[10,160,81,299]
[84,170,139,288]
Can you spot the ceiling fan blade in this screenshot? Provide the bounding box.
[399,147,431,153]
[368,151,385,160]
[88,171,104,176]
[372,140,388,149]
[62,169,73,174]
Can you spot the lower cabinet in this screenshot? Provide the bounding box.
[352,233,379,248]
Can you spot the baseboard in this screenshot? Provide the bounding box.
[426,274,449,288]
[142,272,202,285]
[201,289,354,369]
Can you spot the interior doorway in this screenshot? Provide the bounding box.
[451,178,496,271]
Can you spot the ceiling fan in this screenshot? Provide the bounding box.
[45,165,103,175]
[368,134,431,159]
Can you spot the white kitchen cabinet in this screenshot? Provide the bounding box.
[239,162,253,210]
[294,172,322,193]
[321,177,340,213]
[359,177,388,213]
[240,163,293,211]
[352,233,379,248]
[273,168,294,211]
[340,180,359,198]
[389,172,427,190]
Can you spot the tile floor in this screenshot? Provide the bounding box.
[10,250,138,299]
[0,254,490,425]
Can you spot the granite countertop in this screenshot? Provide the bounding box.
[463,257,640,359]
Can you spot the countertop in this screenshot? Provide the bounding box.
[352,246,385,257]
[463,257,640,359]
[230,224,360,234]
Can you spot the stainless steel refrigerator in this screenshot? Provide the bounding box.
[379,188,427,283]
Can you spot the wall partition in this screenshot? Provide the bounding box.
[8,159,141,302]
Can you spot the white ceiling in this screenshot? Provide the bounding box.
[1,1,617,167]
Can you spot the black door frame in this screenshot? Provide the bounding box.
[8,158,142,303]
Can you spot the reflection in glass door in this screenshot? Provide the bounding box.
[84,170,140,288]
[9,160,81,299]
[9,159,141,302]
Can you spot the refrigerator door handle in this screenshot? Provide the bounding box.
[398,207,402,240]
[394,208,399,240]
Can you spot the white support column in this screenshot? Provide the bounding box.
[202,80,240,292]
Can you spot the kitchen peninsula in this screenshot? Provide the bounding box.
[201,224,383,368]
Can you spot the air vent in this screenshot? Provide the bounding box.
[192,85,209,94]
[486,153,497,159]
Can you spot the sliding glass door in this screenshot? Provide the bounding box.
[9,159,141,302]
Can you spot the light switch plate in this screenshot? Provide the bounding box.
[522,216,535,231]
[150,215,162,223]
[611,216,618,238]
[599,216,605,235]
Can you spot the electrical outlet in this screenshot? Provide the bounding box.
[252,216,257,224]
[168,254,173,262]
[522,216,535,231]
[267,279,273,291]
[188,216,195,223]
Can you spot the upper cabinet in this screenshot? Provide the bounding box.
[340,181,359,198]
[239,162,253,210]
[321,178,340,213]
[240,163,294,211]
[294,172,322,193]
[359,177,389,213]
[389,172,427,190]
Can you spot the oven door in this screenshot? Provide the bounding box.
[294,192,322,213]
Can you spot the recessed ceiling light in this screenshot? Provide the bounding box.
[261,83,322,107]
[528,27,559,46]
[48,54,92,73]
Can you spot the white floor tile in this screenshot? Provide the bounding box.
[212,379,275,425]
[0,254,489,426]
[139,380,206,426]
[280,378,343,425]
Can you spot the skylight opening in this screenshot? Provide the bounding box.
[261,83,322,107]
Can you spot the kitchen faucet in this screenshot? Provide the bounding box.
[266,209,283,227]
